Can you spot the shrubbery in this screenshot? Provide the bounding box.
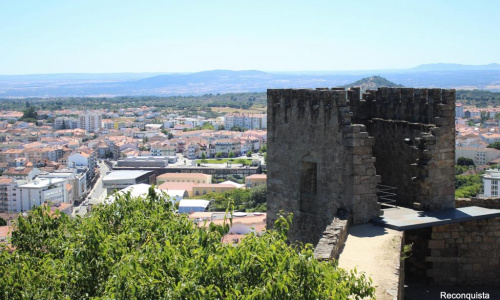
[455,174,483,198]
[0,188,374,299]
[199,186,267,212]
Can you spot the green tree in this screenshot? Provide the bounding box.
[104,151,114,159]
[0,217,6,226]
[246,150,253,157]
[480,111,489,124]
[201,122,215,130]
[455,173,483,198]
[201,152,208,163]
[0,189,374,299]
[249,185,267,210]
[228,151,234,159]
[455,165,469,175]
[20,106,38,122]
[457,157,475,166]
[487,141,500,150]
[215,152,223,159]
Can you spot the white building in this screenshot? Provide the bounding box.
[38,169,87,202]
[68,152,96,185]
[185,143,199,159]
[224,113,267,130]
[163,119,180,129]
[145,124,163,131]
[54,117,79,130]
[178,199,211,214]
[455,103,464,118]
[479,133,500,144]
[214,139,241,157]
[184,118,208,128]
[102,120,115,130]
[78,112,102,133]
[16,178,67,212]
[0,177,17,213]
[481,169,500,197]
[150,142,176,157]
[456,147,500,166]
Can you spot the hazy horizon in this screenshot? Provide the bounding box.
[1,1,499,75]
[1,62,500,77]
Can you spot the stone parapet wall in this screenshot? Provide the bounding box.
[456,197,500,209]
[426,219,500,285]
[405,198,500,286]
[313,214,349,261]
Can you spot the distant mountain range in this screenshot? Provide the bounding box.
[0,64,499,98]
[410,63,500,71]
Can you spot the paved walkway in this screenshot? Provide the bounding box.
[338,223,404,300]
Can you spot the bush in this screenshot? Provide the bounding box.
[0,188,374,299]
[455,174,483,198]
[457,157,475,166]
[455,165,469,175]
[487,141,500,150]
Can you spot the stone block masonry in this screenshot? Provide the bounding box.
[313,212,349,261]
[267,87,456,245]
[350,87,456,211]
[405,197,500,286]
[267,88,380,245]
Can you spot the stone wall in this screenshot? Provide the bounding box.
[313,212,349,261]
[267,87,456,245]
[455,197,500,209]
[426,219,500,285]
[404,227,432,283]
[349,87,456,211]
[405,197,500,285]
[267,89,380,245]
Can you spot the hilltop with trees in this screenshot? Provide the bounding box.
[342,76,404,92]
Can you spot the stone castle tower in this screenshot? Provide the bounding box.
[266,87,456,245]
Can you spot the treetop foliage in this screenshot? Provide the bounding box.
[0,188,374,299]
[455,171,483,198]
[486,141,500,150]
[457,157,475,166]
[0,93,266,114]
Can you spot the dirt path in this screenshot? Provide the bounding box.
[338,224,404,300]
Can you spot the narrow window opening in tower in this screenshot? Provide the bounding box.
[300,161,317,195]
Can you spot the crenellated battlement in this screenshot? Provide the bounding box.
[350,87,455,126]
[268,87,455,129]
[268,88,351,130]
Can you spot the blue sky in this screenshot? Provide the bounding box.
[0,0,499,74]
